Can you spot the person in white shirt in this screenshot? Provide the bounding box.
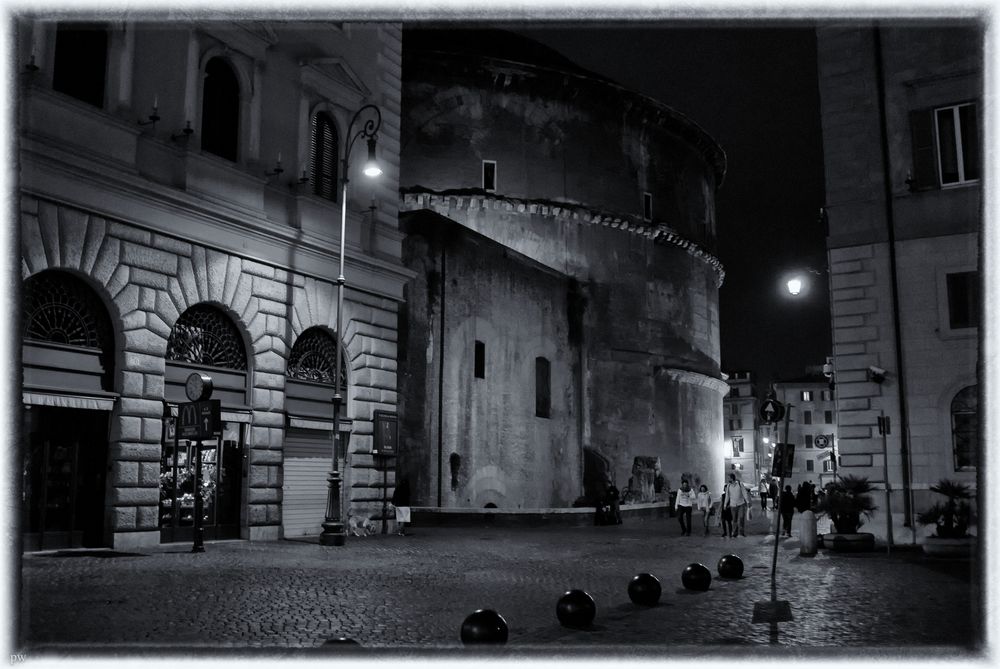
[674,479,695,536]
[724,473,751,537]
[695,484,713,536]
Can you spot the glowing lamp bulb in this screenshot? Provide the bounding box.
[786,278,803,296]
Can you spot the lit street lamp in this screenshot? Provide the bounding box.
[320,103,382,547]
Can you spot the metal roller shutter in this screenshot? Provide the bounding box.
[282,428,333,538]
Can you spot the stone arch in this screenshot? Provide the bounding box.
[166,302,249,371]
[287,325,348,390]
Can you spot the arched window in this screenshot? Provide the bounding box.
[535,356,551,418]
[166,305,246,370]
[951,385,977,470]
[23,271,113,349]
[52,23,108,108]
[311,111,339,201]
[200,57,240,162]
[288,327,346,391]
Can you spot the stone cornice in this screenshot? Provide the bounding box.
[400,187,725,286]
[658,368,730,395]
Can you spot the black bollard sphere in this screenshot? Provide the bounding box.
[556,589,597,628]
[717,554,745,579]
[681,563,712,591]
[460,609,509,645]
[627,573,662,606]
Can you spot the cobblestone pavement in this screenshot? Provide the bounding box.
[17,514,982,659]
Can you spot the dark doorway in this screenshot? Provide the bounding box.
[22,406,109,550]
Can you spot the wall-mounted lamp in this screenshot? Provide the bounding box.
[265,154,285,179]
[138,98,160,126]
[171,121,194,142]
[867,365,887,384]
[297,170,309,185]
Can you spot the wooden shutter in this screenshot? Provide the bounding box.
[909,108,938,191]
[311,113,338,201]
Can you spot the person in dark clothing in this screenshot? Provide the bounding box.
[780,485,796,537]
[391,477,411,536]
[795,483,811,513]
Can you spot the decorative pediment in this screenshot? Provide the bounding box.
[300,58,370,107]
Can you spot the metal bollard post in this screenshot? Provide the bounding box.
[799,510,817,556]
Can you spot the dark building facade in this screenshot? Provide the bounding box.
[397,30,730,508]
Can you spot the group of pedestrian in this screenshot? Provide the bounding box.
[672,473,753,538]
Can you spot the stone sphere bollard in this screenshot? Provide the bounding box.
[460,609,509,645]
[556,589,597,628]
[627,573,662,606]
[681,563,712,591]
[717,554,745,579]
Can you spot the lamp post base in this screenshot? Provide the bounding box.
[319,523,346,546]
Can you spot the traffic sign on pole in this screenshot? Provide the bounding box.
[759,398,785,425]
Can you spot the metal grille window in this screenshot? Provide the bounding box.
[166,305,247,370]
[22,271,112,350]
[951,385,977,470]
[287,327,346,389]
[311,111,339,201]
[201,57,240,162]
[52,23,108,108]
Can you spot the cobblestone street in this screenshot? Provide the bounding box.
[18,515,981,658]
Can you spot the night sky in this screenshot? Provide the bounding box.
[506,23,833,384]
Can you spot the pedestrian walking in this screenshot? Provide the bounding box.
[780,485,796,537]
[758,477,769,512]
[795,482,811,513]
[695,484,712,536]
[719,489,733,538]
[674,479,695,535]
[724,473,751,537]
[768,478,780,510]
[391,477,411,536]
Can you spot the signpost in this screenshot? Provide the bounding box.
[180,373,219,553]
[373,411,398,534]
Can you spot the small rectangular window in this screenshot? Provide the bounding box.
[642,192,652,221]
[732,437,743,457]
[805,435,814,449]
[946,271,978,329]
[823,460,833,473]
[806,460,815,472]
[824,410,833,424]
[483,160,497,191]
[803,411,812,425]
[474,340,485,379]
[730,404,739,416]
[730,387,740,398]
[802,391,812,402]
[821,390,832,401]
[935,103,979,186]
[535,357,550,418]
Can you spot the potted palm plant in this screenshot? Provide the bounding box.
[815,475,877,552]
[916,479,976,558]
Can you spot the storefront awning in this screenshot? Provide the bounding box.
[23,390,118,411]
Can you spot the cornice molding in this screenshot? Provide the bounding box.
[658,368,730,395]
[400,187,725,286]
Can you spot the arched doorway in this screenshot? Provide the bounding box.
[160,304,249,543]
[282,327,346,538]
[21,270,116,550]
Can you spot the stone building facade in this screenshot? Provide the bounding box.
[17,19,410,550]
[816,24,981,543]
[397,30,730,508]
[723,371,760,484]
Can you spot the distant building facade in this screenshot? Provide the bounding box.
[770,371,839,490]
[17,20,410,550]
[723,371,760,483]
[816,24,981,543]
[397,30,729,508]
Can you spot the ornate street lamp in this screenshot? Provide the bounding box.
[319,103,382,547]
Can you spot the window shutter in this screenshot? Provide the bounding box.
[312,113,338,202]
[909,109,938,191]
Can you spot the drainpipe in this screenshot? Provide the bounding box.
[873,25,914,535]
[436,243,446,507]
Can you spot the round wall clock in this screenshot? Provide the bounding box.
[184,372,213,402]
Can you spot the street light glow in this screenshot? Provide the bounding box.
[786,278,802,295]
